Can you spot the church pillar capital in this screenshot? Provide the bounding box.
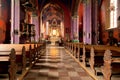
[72,15,79,19]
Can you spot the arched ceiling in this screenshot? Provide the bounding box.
[37,0,81,25]
[41,3,64,24]
[21,0,103,16]
[38,0,74,11]
[20,0,81,16]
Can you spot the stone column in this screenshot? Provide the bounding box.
[72,15,79,42]
[92,0,98,44]
[11,0,20,43]
[32,16,39,42]
[60,22,64,38]
[14,0,20,43]
[83,0,92,44]
[11,0,15,44]
[71,17,74,40]
[45,21,49,39]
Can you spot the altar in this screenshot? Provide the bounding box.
[50,36,60,45]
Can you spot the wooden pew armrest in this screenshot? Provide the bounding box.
[112,58,120,63]
[0,56,9,61]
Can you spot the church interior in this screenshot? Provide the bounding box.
[0,0,120,80]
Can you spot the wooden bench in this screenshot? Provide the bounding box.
[0,44,40,79]
[0,44,26,69]
[0,42,47,79]
[101,46,120,80]
[0,44,26,80]
[0,43,46,80]
[89,45,108,76]
[65,42,120,80]
[82,44,120,80]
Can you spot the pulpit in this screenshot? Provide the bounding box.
[20,23,35,43]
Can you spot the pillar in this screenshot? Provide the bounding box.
[71,15,79,42]
[11,0,20,43]
[32,16,39,42]
[83,0,92,44]
[71,17,74,40]
[60,22,64,38]
[45,21,49,39]
[92,0,99,44]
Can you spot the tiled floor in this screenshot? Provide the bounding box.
[23,45,94,80]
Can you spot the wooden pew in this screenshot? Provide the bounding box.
[101,49,112,80]
[0,44,32,80]
[0,44,25,80]
[83,45,120,80]
[83,45,111,74]
[0,44,27,72]
[90,45,106,75]
[22,43,41,66]
[101,47,120,80]
[0,42,47,80]
[65,42,120,80]
[8,48,17,80]
[77,43,84,62]
[37,43,45,57]
[18,43,46,80]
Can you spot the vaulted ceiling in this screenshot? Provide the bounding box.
[20,0,81,26]
[20,0,81,15]
[38,0,74,11]
[38,0,80,23]
[41,3,63,23]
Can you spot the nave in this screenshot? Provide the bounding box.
[23,45,93,80]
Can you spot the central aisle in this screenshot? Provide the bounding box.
[24,45,93,80]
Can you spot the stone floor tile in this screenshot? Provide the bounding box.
[23,45,94,80]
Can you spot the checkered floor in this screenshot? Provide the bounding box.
[23,45,94,80]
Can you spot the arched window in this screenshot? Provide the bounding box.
[109,0,118,29]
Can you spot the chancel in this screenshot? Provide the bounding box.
[0,0,120,80]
